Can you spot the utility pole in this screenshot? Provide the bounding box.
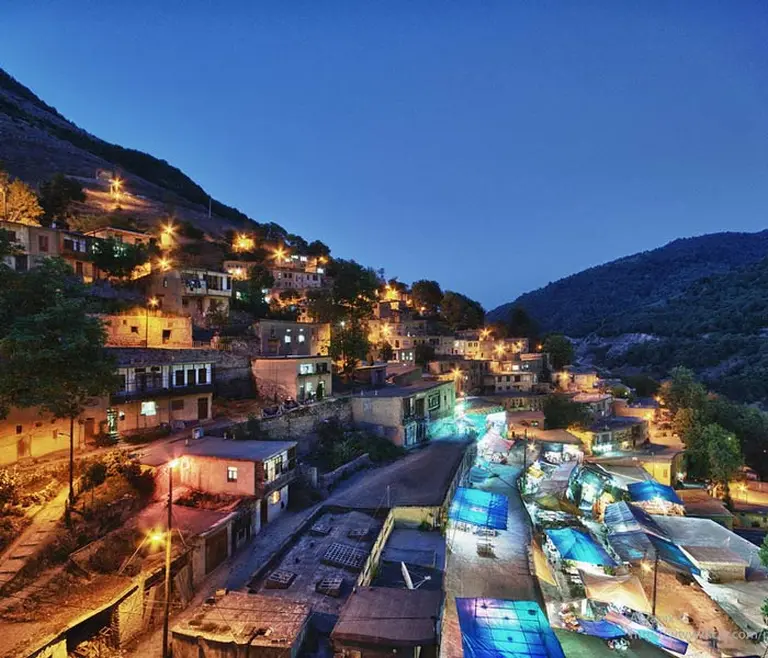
[162,459,177,658]
[651,549,659,617]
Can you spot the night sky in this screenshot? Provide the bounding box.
[3,2,768,309]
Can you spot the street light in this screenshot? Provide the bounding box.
[110,177,123,202]
[162,458,179,658]
[157,257,172,272]
[146,297,159,347]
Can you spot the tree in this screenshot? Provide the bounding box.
[90,237,150,279]
[414,343,436,368]
[39,174,86,226]
[306,240,331,259]
[0,259,117,507]
[411,280,443,316]
[232,264,274,318]
[703,423,743,500]
[379,342,394,362]
[543,394,590,430]
[3,178,43,225]
[506,306,539,340]
[331,321,370,377]
[622,374,660,398]
[661,366,708,414]
[441,291,485,330]
[307,259,378,323]
[542,334,574,370]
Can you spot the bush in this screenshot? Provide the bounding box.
[0,468,20,506]
[84,462,108,489]
[123,425,172,444]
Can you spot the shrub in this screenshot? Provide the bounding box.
[84,462,108,489]
[0,468,20,506]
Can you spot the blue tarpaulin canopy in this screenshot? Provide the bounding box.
[648,534,700,575]
[456,598,565,658]
[606,611,688,654]
[546,528,617,566]
[577,619,626,639]
[604,502,668,538]
[627,481,682,505]
[450,487,508,529]
[607,531,654,562]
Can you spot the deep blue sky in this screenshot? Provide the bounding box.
[3,2,768,309]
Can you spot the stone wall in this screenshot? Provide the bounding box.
[257,397,352,453]
[319,453,372,491]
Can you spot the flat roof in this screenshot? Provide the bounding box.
[173,592,310,646]
[107,347,215,366]
[678,489,734,518]
[354,380,451,398]
[573,393,612,403]
[332,587,442,647]
[529,429,583,445]
[251,354,330,361]
[179,438,296,462]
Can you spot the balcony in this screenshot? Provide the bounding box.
[110,382,214,404]
[259,463,297,497]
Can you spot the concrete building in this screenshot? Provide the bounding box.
[484,365,538,393]
[253,319,331,356]
[143,267,233,323]
[572,392,613,419]
[175,438,297,526]
[100,311,194,348]
[332,587,443,658]
[570,416,648,455]
[251,355,332,403]
[557,366,599,392]
[351,380,456,448]
[172,592,311,658]
[109,350,214,435]
[353,363,388,389]
[0,220,60,271]
[427,358,490,395]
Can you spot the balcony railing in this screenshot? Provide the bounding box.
[260,464,297,497]
[110,382,214,403]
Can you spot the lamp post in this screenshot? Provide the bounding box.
[162,458,179,658]
[146,297,158,347]
[339,320,346,376]
[642,551,660,617]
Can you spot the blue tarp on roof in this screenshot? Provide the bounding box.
[604,502,668,538]
[577,619,626,639]
[627,481,682,505]
[648,534,700,575]
[607,531,654,562]
[606,611,689,654]
[450,487,508,529]
[546,528,617,566]
[456,598,565,658]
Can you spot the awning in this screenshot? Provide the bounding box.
[607,531,654,562]
[647,534,700,575]
[532,541,557,587]
[450,487,509,529]
[456,598,565,658]
[581,571,651,614]
[577,619,626,639]
[627,481,682,505]
[604,502,668,538]
[546,528,616,567]
[605,611,689,654]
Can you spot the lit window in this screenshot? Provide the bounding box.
[269,490,281,505]
[298,334,305,343]
[227,466,238,482]
[284,335,292,343]
[299,363,313,375]
[141,401,157,416]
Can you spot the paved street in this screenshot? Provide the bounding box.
[440,460,542,658]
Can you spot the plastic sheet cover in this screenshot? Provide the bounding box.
[449,487,509,530]
[627,481,682,505]
[456,598,565,658]
[647,534,701,575]
[604,501,668,538]
[545,528,617,566]
[577,619,626,639]
[605,611,689,654]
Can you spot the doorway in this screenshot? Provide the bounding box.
[197,397,209,420]
[317,380,325,401]
[260,499,269,527]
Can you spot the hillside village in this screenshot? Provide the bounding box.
[1,68,768,658]
[1,169,767,658]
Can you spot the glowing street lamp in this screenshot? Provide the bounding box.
[146,297,159,347]
[494,343,505,358]
[157,257,172,272]
[109,177,123,201]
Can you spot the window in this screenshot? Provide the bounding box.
[38,235,49,252]
[284,335,292,343]
[428,394,441,411]
[269,489,281,505]
[162,330,172,344]
[187,369,197,386]
[15,425,22,435]
[171,399,185,411]
[117,374,127,391]
[174,370,185,387]
[298,334,305,343]
[198,367,208,384]
[130,326,139,334]
[227,466,238,482]
[141,401,157,416]
[299,363,313,375]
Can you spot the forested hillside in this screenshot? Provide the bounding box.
[488,231,768,336]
